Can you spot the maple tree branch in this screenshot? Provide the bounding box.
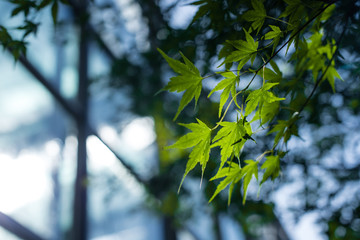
[212,3,333,130]
[297,19,348,114]
[273,14,349,151]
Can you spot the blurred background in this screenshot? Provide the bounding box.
[0,0,359,239]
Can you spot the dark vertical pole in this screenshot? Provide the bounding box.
[163,216,177,240]
[214,214,223,240]
[72,1,88,240]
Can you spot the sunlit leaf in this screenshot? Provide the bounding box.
[208,71,240,117]
[211,119,253,168]
[166,119,211,191]
[158,48,203,120]
[209,162,242,203]
[223,30,258,71]
[245,82,285,116]
[239,160,258,204]
[242,0,266,34]
[261,155,280,184]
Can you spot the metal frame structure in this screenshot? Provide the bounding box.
[0,2,151,240]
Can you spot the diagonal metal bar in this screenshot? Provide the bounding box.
[0,211,46,240]
[17,53,81,119]
[8,51,147,185]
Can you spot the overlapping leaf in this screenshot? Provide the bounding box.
[245,82,285,117]
[210,160,259,204]
[264,25,283,52]
[323,64,342,92]
[166,119,211,191]
[158,48,203,120]
[253,101,280,126]
[242,0,266,34]
[261,155,280,184]
[222,30,258,71]
[279,0,305,29]
[257,67,282,83]
[208,71,240,117]
[211,119,253,169]
[209,162,242,204]
[239,160,258,204]
[268,115,299,147]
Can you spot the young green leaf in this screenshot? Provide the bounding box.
[257,67,282,83]
[211,120,253,169]
[252,101,280,126]
[268,120,287,146]
[245,82,285,116]
[268,116,299,147]
[239,159,258,204]
[166,119,211,191]
[264,25,283,52]
[209,162,242,203]
[261,155,280,184]
[280,0,306,29]
[223,30,258,71]
[208,71,240,117]
[323,64,342,92]
[242,0,266,34]
[158,48,203,120]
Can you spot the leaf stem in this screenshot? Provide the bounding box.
[202,69,250,80]
[265,16,292,26]
[256,150,272,162]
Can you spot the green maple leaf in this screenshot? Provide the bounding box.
[280,0,305,29]
[245,82,285,116]
[268,120,287,146]
[209,159,259,205]
[257,67,283,83]
[223,30,258,71]
[166,119,211,191]
[264,25,283,52]
[209,162,242,204]
[208,71,240,117]
[218,42,234,70]
[158,48,203,120]
[323,64,342,92]
[242,0,266,34]
[261,155,280,184]
[239,159,258,204]
[268,115,299,147]
[253,101,280,126]
[211,119,253,169]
